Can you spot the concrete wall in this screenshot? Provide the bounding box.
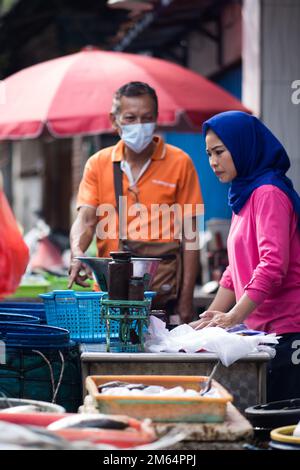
[243,0,300,192]
[242,0,261,116]
[261,0,300,192]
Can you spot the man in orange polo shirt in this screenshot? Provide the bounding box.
[69,81,203,323]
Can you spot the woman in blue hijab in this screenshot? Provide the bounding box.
[191,111,300,402]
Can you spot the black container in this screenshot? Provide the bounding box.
[128,277,145,301]
[245,398,300,440]
[150,310,167,323]
[269,439,300,450]
[108,251,133,300]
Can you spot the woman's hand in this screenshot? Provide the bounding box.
[190,310,216,329]
[189,294,256,330]
[190,310,239,330]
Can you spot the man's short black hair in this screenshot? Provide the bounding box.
[111,81,158,117]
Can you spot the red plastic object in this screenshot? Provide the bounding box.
[0,412,72,427]
[0,412,156,448]
[54,426,156,448]
[0,190,29,298]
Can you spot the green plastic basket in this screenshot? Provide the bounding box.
[101,299,150,353]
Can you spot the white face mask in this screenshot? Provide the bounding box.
[119,122,156,154]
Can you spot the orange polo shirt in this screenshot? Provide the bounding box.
[77,136,203,257]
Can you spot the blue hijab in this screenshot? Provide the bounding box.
[202,111,300,225]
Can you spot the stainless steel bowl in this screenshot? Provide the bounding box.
[75,256,161,291]
[75,257,110,291]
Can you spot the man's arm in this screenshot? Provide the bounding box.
[68,206,98,287]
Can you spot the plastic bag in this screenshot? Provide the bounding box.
[0,190,29,298]
[145,316,279,366]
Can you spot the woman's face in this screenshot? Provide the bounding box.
[205,129,237,183]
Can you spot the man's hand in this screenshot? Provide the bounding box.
[68,255,93,288]
[69,206,98,288]
[174,298,195,324]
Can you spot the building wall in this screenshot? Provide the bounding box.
[163,132,232,223]
[261,0,300,192]
[188,2,242,78]
[243,0,300,192]
[213,64,242,100]
[242,0,261,116]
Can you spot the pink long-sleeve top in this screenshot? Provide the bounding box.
[220,185,300,334]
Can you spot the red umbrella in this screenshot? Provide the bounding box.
[0,49,249,139]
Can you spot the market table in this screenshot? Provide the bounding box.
[155,403,253,450]
[80,345,270,411]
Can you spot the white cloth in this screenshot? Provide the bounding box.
[144,317,279,367]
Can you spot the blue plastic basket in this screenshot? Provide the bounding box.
[40,290,118,343]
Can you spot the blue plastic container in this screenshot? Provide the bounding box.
[144,291,156,306]
[0,322,82,412]
[0,304,46,323]
[0,322,70,348]
[40,290,116,343]
[0,313,40,324]
[0,302,44,310]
